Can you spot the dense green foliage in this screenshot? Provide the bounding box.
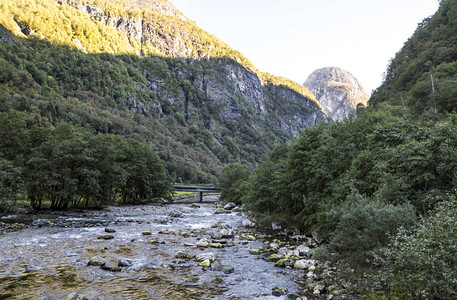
[376,193,457,299]
[217,163,249,204]
[371,0,457,115]
[0,109,171,211]
[0,0,321,185]
[227,105,457,295]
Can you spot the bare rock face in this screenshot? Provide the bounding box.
[303,67,368,121]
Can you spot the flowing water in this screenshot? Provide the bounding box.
[0,196,308,299]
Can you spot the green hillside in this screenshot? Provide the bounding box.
[0,0,326,191]
[371,0,457,115]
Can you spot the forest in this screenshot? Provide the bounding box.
[218,0,457,298]
[220,105,457,298]
[0,109,171,211]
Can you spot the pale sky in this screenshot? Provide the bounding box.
[171,0,439,94]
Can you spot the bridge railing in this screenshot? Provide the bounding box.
[172,185,220,202]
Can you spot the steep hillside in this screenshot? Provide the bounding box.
[0,0,327,183]
[303,67,368,121]
[370,0,457,115]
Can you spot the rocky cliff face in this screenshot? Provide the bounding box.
[303,67,368,121]
[58,0,327,137]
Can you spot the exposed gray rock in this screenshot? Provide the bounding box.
[223,202,237,210]
[195,252,215,262]
[87,256,106,266]
[304,67,368,121]
[242,219,255,228]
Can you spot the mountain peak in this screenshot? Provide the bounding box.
[304,67,368,121]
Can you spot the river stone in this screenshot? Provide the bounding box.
[196,252,215,262]
[97,234,114,240]
[215,208,229,214]
[169,211,183,218]
[118,258,133,267]
[196,240,209,248]
[272,287,288,296]
[214,265,235,274]
[271,222,282,230]
[199,258,211,267]
[223,202,236,210]
[209,242,223,248]
[175,251,193,259]
[65,293,89,300]
[87,256,106,266]
[101,264,122,272]
[267,253,284,262]
[105,227,116,233]
[242,219,255,228]
[212,277,224,284]
[249,248,262,255]
[294,259,314,270]
[220,228,233,238]
[190,203,200,208]
[297,244,312,257]
[142,231,152,235]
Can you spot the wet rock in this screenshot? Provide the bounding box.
[223,202,236,210]
[175,251,193,259]
[209,242,223,248]
[97,235,114,240]
[101,264,122,272]
[184,242,195,247]
[215,208,229,214]
[296,244,312,257]
[211,221,231,229]
[220,228,233,238]
[199,258,211,267]
[195,252,215,262]
[148,239,160,244]
[267,253,284,262]
[142,231,152,235]
[242,219,255,228]
[65,293,89,300]
[244,234,256,241]
[306,270,316,280]
[294,259,314,270]
[211,232,223,239]
[214,265,234,274]
[249,247,263,255]
[190,203,200,208]
[211,277,224,284]
[118,258,133,267]
[196,240,209,248]
[169,211,183,218]
[269,242,280,250]
[272,287,288,296]
[87,256,106,266]
[104,227,116,233]
[186,275,199,282]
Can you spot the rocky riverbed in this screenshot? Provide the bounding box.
[0,196,356,299]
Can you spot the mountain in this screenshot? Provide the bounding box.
[0,0,327,183]
[303,67,369,121]
[370,0,457,115]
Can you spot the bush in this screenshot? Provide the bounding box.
[376,193,457,299]
[314,192,416,270]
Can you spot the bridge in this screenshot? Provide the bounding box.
[173,185,220,202]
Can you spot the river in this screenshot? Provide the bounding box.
[0,196,312,299]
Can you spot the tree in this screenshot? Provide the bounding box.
[218,163,249,204]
